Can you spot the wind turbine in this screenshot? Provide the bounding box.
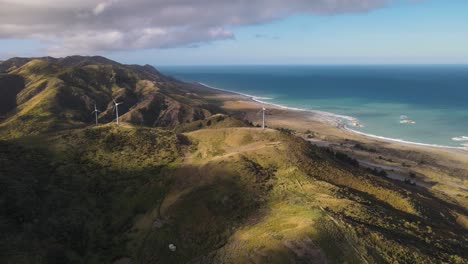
[262,107,266,129]
[112,98,123,125]
[91,104,101,125]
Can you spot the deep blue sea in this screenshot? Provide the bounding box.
[159,65,468,148]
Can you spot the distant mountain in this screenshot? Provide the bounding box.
[0,56,222,138]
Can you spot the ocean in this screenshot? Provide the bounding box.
[159,65,468,148]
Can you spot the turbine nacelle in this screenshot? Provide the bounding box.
[92,104,101,114]
[112,98,123,106]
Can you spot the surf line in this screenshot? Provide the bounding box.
[197,82,467,151]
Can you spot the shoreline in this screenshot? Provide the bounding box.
[199,82,358,124]
[344,126,466,150]
[197,82,467,151]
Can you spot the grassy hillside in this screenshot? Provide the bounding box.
[0,56,466,264]
[1,125,466,263]
[0,56,222,138]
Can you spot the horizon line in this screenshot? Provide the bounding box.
[156,63,468,67]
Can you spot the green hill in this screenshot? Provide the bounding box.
[2,125,467,263]
[0,56,223,138]
[0,56,467,264]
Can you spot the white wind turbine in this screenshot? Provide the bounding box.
[262,107,266,129]
[91,104,101,125]
[255,106,267,129]
[112,98,123,125]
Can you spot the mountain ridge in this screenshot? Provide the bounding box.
[0,56,222,138]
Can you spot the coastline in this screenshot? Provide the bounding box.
[194,80,468,203]
[197,82,467,151]
[199,82,358,124]
[344,126,467,151]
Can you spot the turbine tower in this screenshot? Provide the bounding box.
[112,98,123,125]
[262,107,266,129]
[91,104,101,125]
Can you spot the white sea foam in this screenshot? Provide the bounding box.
[199,82,272,100]
[345,127,466,150]
[452,136,468,141]
[400,119,416,124]
[197,82,467,150]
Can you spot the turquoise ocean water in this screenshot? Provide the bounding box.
[159,65,468,148]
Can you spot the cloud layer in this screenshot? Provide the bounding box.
[0,0,390,55]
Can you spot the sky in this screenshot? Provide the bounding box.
[0,0,467,65]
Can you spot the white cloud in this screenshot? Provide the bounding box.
[0,0,394,55]
[93,3,109,15]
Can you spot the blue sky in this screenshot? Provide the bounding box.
[1,0,467,65]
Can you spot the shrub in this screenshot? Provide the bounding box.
[276,127,294,135]
[367,167,388,177]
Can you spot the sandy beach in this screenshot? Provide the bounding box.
[191,82,468,207]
